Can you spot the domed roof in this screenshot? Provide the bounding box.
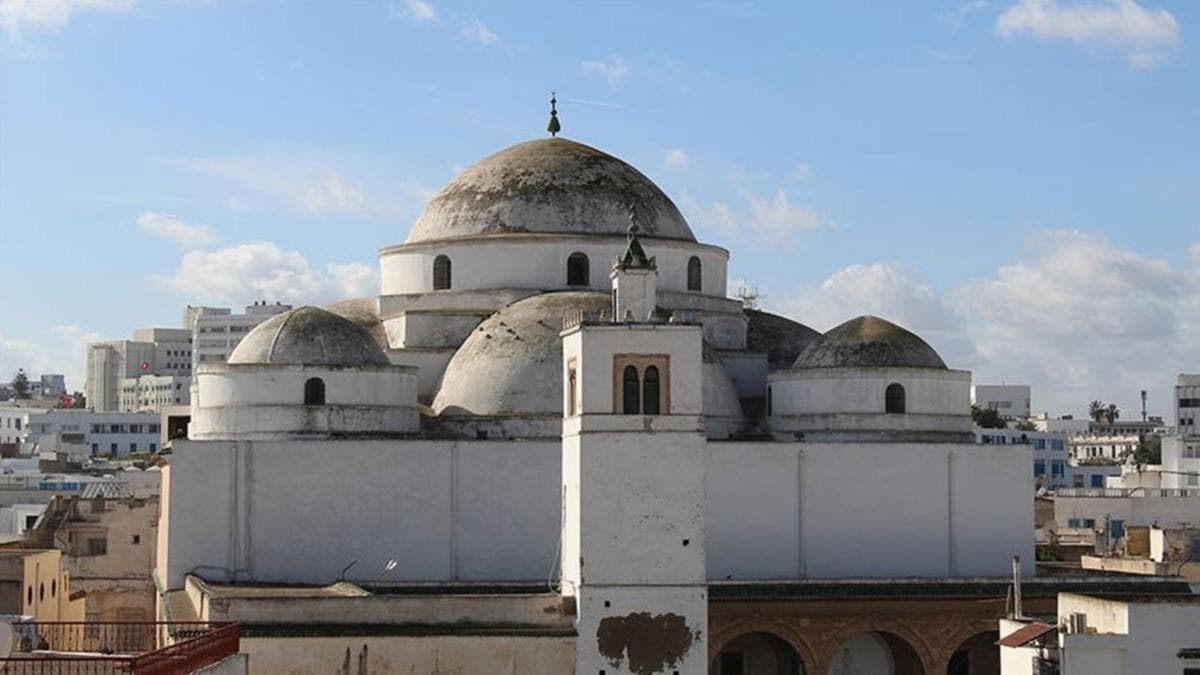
[433,292,610,417]
[228,306,391,367]
[791,315,947,370]
[745,309,822,370]
[406,138,695,244]
[433,291,741,424]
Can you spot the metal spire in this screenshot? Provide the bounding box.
[547,92,561,137]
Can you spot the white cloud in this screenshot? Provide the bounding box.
[1190,243,1200,262]
[664,149,689,170]
[162,241,379,306]
[581,56,628,85]
[388,0,435,22]
[793,162,814,180]
[172,156,430,221]
[0,0,133,38]
[768,229,1200,417]
[683,188,823,249]
[136,211,218,249]
[326,262,380,299]
[303,174,368,218]
[460,17,499,46]
[996,0,1181,67]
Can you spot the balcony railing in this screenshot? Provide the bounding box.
[1056,487,1200,498]
[0,622,239,674]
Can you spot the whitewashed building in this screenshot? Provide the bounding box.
[152,130,1160,675]
[999,593,1200,675]
[0,407,161,457]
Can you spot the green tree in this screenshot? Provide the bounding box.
[1088,400,1106,423]
[1134,435,1161,465]
[10,369,30,399]
[971,404,1006,429]
[1104,403,1120,424]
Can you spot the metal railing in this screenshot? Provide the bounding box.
[0,622,239,674]
[1056,487,1200,498]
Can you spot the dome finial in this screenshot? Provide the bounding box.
[547,91,561,137]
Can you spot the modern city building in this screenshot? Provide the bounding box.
[86,328,192,412]
[1177,373,1200,437]
[186,302,293,369]
[972,384,1031,419]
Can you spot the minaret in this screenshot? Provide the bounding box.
[559,228,708,674]
[610,207,658,322]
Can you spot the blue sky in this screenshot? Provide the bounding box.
[1,0,1197,417]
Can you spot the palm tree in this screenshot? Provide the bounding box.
[1089,400,1106,423]
[1105,403,1120,424]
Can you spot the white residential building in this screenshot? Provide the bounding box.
[977,426,1070,488]
[1069,433,1139,463]
[1162,435,1200,489]
[187,302,292,369]
[999,593,1200,675]
[118,374,191,413]
[1030,414,1091,435]
[1177,373,1200,437]
[0,408,161,457]
[972,384,1031,419]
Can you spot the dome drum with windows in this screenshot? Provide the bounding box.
[189,307,420,440]
[765,316,974,443]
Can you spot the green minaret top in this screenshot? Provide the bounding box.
[616,205,655,269]
[547,92,561,137]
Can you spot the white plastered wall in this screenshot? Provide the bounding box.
[379,235,728,298]
[160,439,561,588]
[705,441,1035,579]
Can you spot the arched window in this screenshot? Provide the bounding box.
[304,377,326,405]
[643,366,661,415]
[567,252,589,287]
[687,256,702,292]
[885,383,905,414]
[433,254,452,290]
[622,366,640,415]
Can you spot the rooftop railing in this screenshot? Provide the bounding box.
[1056,487,1200,498]
[0,622,239,674]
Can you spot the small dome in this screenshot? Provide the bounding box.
[433,292,610,417]
[791,315,947,370]
[228,306,390,367]
[406,138,695,244]
[433,291,742,428]
[745,309,822,370]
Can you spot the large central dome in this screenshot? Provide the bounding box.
[405,138,696,244]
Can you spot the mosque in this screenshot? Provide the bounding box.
[154,105,1150,674]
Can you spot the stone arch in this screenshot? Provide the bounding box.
[820,622,935,675]
[941,626,1001,675]
[709,618,819,674]
[710,631,807,674]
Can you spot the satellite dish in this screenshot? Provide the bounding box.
[0,620,14,658]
